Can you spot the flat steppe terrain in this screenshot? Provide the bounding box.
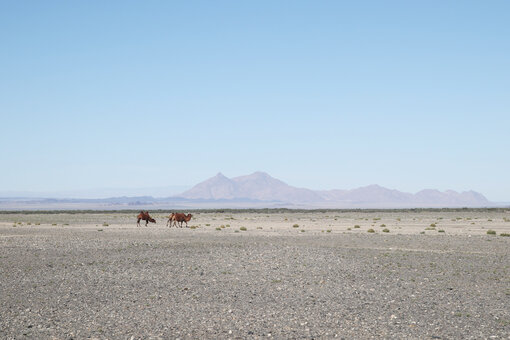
[1,210,509,339]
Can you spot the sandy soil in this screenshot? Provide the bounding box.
[1,210,509,339]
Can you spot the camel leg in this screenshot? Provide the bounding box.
[137,218,141,227]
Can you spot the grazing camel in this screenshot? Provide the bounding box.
[137,211,156,227]
[169,213,192,228]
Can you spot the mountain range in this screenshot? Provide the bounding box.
[0,172,494,210]
[176,172,491,208]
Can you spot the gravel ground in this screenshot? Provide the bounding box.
[1,211,509,339]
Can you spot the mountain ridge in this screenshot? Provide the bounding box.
[0,172,495,210]
[177,172,491,207]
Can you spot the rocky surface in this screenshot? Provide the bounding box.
[1,212,509,339]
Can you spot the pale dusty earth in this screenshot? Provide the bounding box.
[1,210,509,339]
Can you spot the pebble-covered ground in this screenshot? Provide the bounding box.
[1,211,509,339]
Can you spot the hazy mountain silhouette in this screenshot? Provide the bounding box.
[178,172,491,207]
[181,172,322,202]
[0,172,494,209]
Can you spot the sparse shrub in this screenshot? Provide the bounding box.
[190,226,197,229]
[438,229,445,233]
[256,227,263,229]
[503,217,510,222]
[225,224,230,228]
[102,223,109,227]
[97,229,104,232]
[425,227,435,230]
[234,230,239,233]
[488,219,493,222]
[293,224,299,228]
[240,227,247,231]
[487,230,496,235]
[430,223,436,227]
[205,224,211,226]
[500,233,510,237]
[215,227,221,231]
[354,225,360,228]
[27,222,31,225]
[380,224,386,227]
[52,223,57,226]
[64,223,69,226]
[326,229,332,233]
[382,228,390,233]
[35,223,40,225]
[420,231,425,234]
[300,229,305,232]
[347,228,351,230]
[367,229,375,233]
[220,225,225,228]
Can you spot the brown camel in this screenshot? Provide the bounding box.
[137,211,156,227]
[169,213,192,228]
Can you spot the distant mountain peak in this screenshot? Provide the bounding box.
[251,171,271,177]
[360,184,385,190]
[180,171,321,202]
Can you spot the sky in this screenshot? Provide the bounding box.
[1,1,509,201]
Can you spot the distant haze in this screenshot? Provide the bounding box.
[0,186,190,199]
[1,172,497,210]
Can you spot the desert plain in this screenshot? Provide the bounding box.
[1,209,509,339]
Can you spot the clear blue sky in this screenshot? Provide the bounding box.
[1,1,509,201]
